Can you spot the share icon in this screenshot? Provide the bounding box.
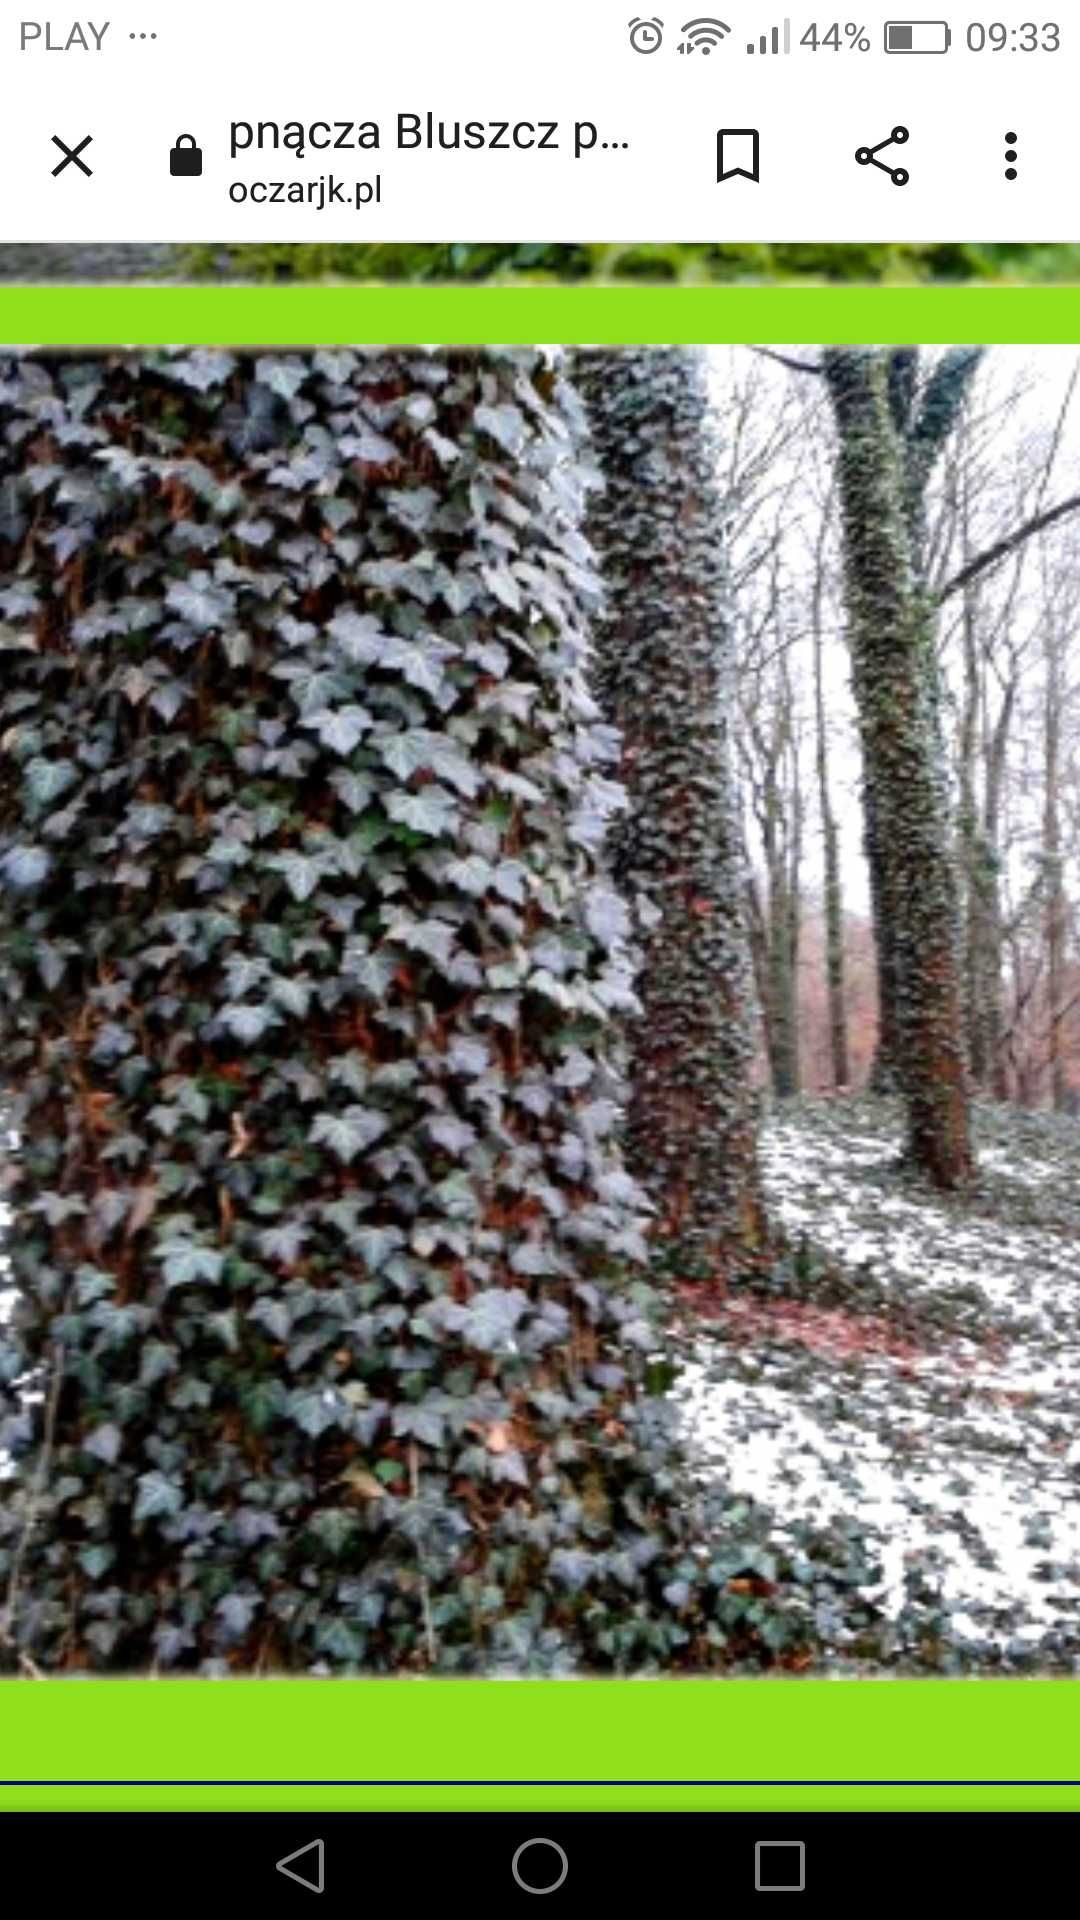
[855,124,910,185]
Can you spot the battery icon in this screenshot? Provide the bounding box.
[885,20,952,51]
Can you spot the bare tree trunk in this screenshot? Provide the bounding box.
[862,781,904,1092]
[785,728,804,1093]
[811,531,850,1089]
[745,870,772,1063]
[1044,637,1068,1110]
[762,701,802,1100]
[824,348,974,1188]
[575,347,769,1276]
[981,680,1014,1099]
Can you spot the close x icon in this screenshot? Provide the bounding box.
[51,133,93,176]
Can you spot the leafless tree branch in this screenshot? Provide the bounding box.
[938,490,1080,603]
[747,346,824,378]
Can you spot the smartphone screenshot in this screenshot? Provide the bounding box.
[1,0,1078,1904]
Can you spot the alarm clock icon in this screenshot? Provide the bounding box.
[629,16,664,52]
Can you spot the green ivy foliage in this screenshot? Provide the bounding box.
[183,242,1080,284]
[0,347,855,1675]
[574,349,767,1276]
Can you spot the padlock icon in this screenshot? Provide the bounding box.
[170,134,203,178]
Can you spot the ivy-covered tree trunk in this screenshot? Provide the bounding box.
[823,349,974,1188]
[0,347,720,1675]
[573,348,768,1278]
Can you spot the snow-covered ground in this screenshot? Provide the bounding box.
[677,1097,1080,1669]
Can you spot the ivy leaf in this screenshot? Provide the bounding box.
[255,356,309,401]
[308,1508,359,1556]
[169,349,235,392]
[386,789,458,838]
[423,427,460,466]
[445,855,493,897]
[384,915,455,967]
[316,1620,366,1662]
[428,1114,477,1156]
[378,729,434,782]
[25,757,77,809]
[83,1423,123,1465]
[220,1002,281,1045]
[493,861,529,905]
[550,1549,596,1592]
[224,955,269,997]
[328,1051,369,1097]
[387,487,439,534]
[0,844,51,890]
[345,945,396,998]
[353,1225,406,1272]
[429,738,481,799]
[482,564,522,612]
[490,1448,530,1489]
[157,1240,226,1289]
[78,1544,116,1581]
[309,1107,392,1165]
[475,403,528,457]
[256,1223,309,1269]
[341,424,399,465]
[270,976,312,1020]
[510,1240,556,1276]
[233,517,274,547]
[302,706,373,756]
[217,1591,260,1638]
[387,633,456,700]
[133,1470,185,1524]
[165,576,233,631]
[288,1387,342,1438]
[263,851,327,902]
[378,729,480,799]
[463,1288,530,1354]
[584,886,631,948]
[392,1403,445,1447]
[329,770,376,814]
[327,609,390,665]
[446,1037,489,1076]
[139,1343,177,1389]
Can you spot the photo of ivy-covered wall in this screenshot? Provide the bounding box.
[3,242,1080,283]
[3,344,1080,1679]
[0,346,793,1677]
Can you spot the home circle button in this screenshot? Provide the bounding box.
[511,1837,569,1895]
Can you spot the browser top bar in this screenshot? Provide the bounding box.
[1,4,1073,243]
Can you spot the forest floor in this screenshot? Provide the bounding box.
[675,1095,1080,1671]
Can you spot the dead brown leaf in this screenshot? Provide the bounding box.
[125,1180,159,1240]
[340,1466,386,1502]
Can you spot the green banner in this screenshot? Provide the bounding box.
[1,1679,1080,1808]
[0,284,1079,344]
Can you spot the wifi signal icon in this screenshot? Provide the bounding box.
[678,15,732,52]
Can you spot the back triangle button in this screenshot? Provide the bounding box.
[275,1838,325,1893]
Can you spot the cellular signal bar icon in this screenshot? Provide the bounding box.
[747,18,791,53]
